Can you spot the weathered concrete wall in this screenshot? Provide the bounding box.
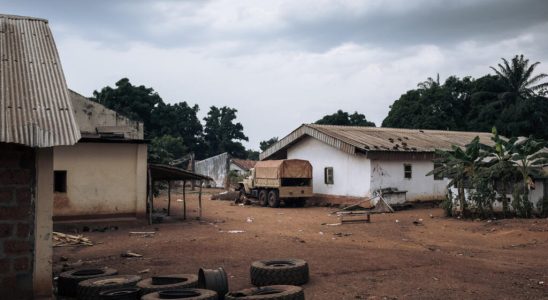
[34,148,53,297]
[53,143,147,219]
[370,160,447,202]
[0,143,36,299]
[287,136,371,197]
[69,90,144,139]
[196,153,229,188]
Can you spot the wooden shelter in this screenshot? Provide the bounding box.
[148,164,212,224]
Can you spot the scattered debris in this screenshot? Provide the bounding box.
[226,230,245,234]
[121,251,143,258]
[395,220,400,223]
[432,277,439,281]
[129,231,156,237]
[246,217,254,223]
[413,219,424,226]
[323,223,342,226]
[138,269,150,274]
[333,232,353,237]
[319,231,324,235]
[176,198,183,202]
[61,259,83,271]
[53,232,93,247]
[211,191,240,201]
[539,281,544,285]
[60,256,69,262]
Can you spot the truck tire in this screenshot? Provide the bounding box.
[58,267,118,297]
[225,285,304,300]
[267,190,280,208]
[294,199,305,208]
[77,275,141,300]
[258,190,268,207]
[141,289,218,300]
[137,274,199,294]
[250,259,309,286]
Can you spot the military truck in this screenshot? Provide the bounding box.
[238,159,313,207]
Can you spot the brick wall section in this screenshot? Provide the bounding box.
[0,143,35,299]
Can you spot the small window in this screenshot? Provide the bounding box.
[324,167,334,184]
[433,163,444,180]
[54,171,67,193]
[404,164,412,179]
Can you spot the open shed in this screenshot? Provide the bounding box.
[148,164,212,224]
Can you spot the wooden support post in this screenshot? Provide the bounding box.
[198,180,203,220]
[147,167,153,225]
[183,180,187,220]
[167,181,171,216]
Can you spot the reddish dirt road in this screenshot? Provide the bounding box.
[54,191,548,299]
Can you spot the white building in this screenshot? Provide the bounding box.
[52,90,148,220]
[260,124,494,205]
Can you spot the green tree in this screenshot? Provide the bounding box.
[150,102,203,152]
[92,78,163,138]
[490,54,548,99]
[245,149,260,160]
[148,135,187,165]
[315,110,375,127]
[260,137,279,151]
[203,106,248,158]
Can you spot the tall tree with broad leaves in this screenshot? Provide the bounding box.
[490,54,548,100]
[315,110,375,126]
[92,78,163,138]
[203,106,248,158]
[150,102,203,153]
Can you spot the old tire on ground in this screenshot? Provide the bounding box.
[258,190,268,207]
[267,190,280,208]
[137,274,198,294]
[58,267,118,297]
[250,259,309,287]
[225,285,304,300]
[99,287,141,300]
[141,289,218,300]
[77,275,141,300]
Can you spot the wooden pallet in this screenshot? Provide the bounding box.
[336,210,371,223]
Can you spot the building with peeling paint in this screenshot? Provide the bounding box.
[52,90,148,220]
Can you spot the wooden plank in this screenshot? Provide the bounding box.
[198,180,203,220]
[167,181,171,216]
[183,180,187,220]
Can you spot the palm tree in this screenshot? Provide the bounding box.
[490,55,548,99]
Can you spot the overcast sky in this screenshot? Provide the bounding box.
[4,0,548,149]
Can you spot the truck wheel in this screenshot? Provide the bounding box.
[294,198,305,208]
[258,190,268,207]
[250,259,309,287]
[226,285,304,300]
[267,190,280,208]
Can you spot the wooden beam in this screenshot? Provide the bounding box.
[183,180,187,220]
[198,180,203,220]
[147,167,153,225]
[167,181,171,216]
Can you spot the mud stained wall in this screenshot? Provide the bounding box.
[53,143,147,218]
[287,136,371,197]
[195,152,229,188]
[370,160,447,202]
[0,143,36,299]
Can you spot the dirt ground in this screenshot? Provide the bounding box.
[54,190,548,300]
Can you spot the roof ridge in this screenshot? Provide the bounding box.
[307,123,490,135]
[0,14,48,23]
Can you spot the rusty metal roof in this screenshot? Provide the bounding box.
[230,158,257,171]
[260,124,494,160]
[0,14,80,147]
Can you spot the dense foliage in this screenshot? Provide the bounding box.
[92,78,251,162]
[315,110,375,127]
[383,55,548,140]
[259,137,279,151]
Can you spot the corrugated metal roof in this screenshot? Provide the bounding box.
[230,159,257,171]
[0,14,80,147]
[260,124,494,160]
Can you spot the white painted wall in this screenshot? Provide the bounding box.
[370,160,447,201]
[287,136,371,197]
[53,143,147,218]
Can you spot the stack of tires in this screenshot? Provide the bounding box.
[56,258,308,299]
[226,258,308,300]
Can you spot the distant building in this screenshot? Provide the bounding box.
[0,14,81,298]
[53,90,148,220]
[195,153,256,188]
[261,124,495,205]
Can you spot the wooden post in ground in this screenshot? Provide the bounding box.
[198,180,203,220]
[183,180,187,220]
[147,167,153,225]
[167,181,171,216]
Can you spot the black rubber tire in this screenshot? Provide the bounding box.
[141,288,218,300]
[267,190,280,208]
[77,275,141,300]
[58,267,118,297]
[225,285,304,300]
[99,287,141,300]
[250,259,309,287]
[137,274,199,294]
[258,190,268,207]
[293,199,305,208]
